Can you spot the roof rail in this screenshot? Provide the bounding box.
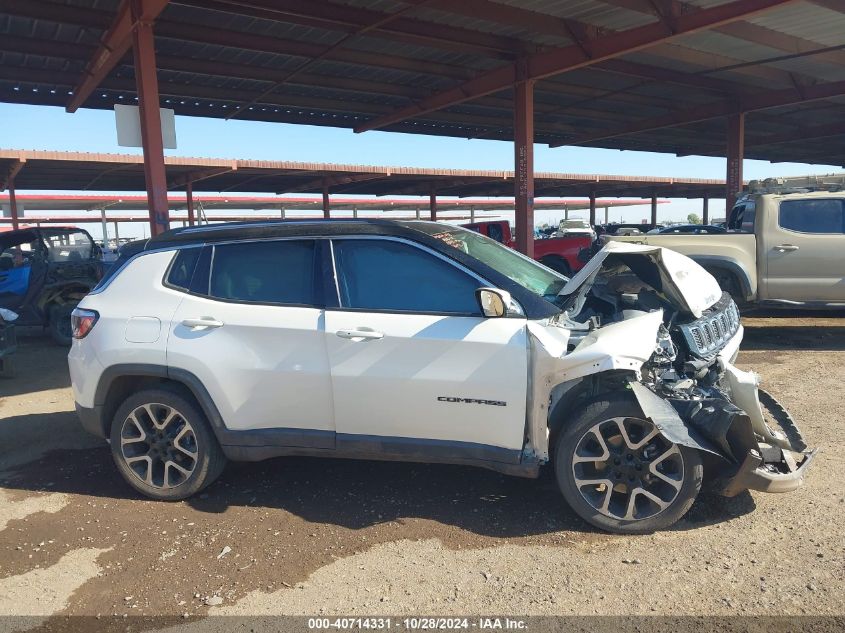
[747,173,845,194]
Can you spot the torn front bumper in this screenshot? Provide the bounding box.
[721,445,817,497]
[630,362,815,497]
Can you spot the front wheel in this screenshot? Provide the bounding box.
[110,388,226,500]
[555,396,703,534]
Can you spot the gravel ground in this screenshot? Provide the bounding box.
[0,313,843,630]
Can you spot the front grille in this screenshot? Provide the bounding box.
[677,292,740,359]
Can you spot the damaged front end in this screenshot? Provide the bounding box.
[533,241,815,498]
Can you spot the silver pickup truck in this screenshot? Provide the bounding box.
[607,190,845,308]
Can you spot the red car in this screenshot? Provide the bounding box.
[462,220,592,275]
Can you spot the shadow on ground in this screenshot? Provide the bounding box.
[0,408,756,538]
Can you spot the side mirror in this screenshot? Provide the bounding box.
[476,287,512,318]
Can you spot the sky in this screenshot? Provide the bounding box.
[2,102,842,240]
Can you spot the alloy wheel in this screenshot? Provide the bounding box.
[571,416,684,521]
[119,403,198,489]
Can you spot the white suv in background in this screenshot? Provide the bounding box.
[69,220,813,534]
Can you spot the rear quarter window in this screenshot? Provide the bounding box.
[164,247,202,291]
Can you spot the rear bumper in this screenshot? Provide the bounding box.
[720,447,817,497]
[75,402,108,439]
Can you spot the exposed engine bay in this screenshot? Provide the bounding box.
[528,241,814,496]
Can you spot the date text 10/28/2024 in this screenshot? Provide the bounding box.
[308,617,528,630]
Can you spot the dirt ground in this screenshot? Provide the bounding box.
[0,312,843,630]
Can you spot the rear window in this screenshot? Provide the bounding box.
[779,199,845,234]
[208,240,318,305]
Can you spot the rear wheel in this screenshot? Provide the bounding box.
[555,396,703,534]
[110,388,226,500]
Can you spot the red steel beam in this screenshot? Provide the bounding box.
[354,0,797,133]
[554,78,845,146]
[726,112,745,211]
[66,0,169,113]
[513,67,535,258]
[131,0,169,236]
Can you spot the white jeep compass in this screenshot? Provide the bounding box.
[68,220,814,534]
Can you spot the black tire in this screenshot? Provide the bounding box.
[539,255,572,276]
[554,395,703,534]
[48,303,76,346]
[109,388,226,501]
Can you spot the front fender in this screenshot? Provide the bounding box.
[526,310,663,462]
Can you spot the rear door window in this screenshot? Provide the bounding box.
[332,239,481,315]
[208,240,319,306]
[779,199,845,234]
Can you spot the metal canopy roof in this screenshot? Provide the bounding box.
[1,0,844,165]
[0,193,663,212]
[0,149,727,198]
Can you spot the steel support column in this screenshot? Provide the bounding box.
[322,182,330,219]
[429,188,437,221]
[726,112,745,211]
[186,181,195,226]
[131,0,169,236]
[589,191,596,227]
[604,206,609,224]
[650,196,658,226]
[513,69,535,257]
[8,178,19,230]
[100,208,109,247]
[703,196,710,224]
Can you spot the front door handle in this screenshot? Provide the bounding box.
[775,244,799,252]
[336,329,384,341]
[181,317,224,329]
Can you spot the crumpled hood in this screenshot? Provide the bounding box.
[559,241,722,318]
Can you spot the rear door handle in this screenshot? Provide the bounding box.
[775,244,799,252]
[336,329,384,341]
[181,317,224,329]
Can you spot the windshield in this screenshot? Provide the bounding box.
[425,225,568,304]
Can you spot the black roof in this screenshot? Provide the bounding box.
[146,218,446,249]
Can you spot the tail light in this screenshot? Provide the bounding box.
[71,308,99,339]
